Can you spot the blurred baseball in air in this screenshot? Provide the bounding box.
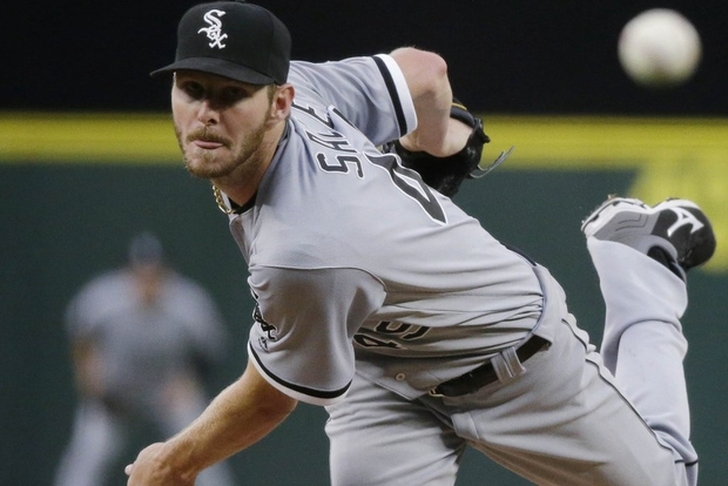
[618,9,702,88]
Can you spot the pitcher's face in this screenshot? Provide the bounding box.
[171,70,273,179]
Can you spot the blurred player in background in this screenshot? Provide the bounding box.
[54,232,235,486]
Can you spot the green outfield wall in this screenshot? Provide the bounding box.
[1,114,726,485]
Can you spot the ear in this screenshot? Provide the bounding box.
[269,83,294,123]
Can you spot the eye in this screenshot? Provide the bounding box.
[218,86,247,105]
[180,80,205,100]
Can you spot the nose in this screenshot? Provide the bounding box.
[196,99,219,126]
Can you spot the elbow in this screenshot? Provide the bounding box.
[419,50,449,87]
[393,47,448,74]
[390,47,450,99]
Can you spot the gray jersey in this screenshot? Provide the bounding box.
[65,269,227,411]
[222,54,544,405]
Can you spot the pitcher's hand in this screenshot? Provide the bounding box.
[125,442,196,486]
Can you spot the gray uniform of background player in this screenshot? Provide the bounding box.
[54,248,235,486]
[220,55,696,485]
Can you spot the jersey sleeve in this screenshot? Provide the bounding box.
[288,54,417,146]
[64,273,119,339]
[247,266,386,406]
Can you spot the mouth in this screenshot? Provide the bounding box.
[192,139,225,150]
[187,129,230,151]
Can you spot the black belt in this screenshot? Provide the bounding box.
[430,335,548,397]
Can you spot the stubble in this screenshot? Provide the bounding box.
[175,123,267,181]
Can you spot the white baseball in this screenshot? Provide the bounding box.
[618,9,702,88]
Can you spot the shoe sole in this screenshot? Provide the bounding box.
[582,196,704,235]
[580,197,649,237]
[581,197,713,270]
[581,197,703,234]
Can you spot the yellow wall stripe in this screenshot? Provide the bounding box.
[3,112,728,166]
[484,115,728,169]
[0,112,179,163]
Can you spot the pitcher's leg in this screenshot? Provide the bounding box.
[325,373,465,486]
[581,196,715,484]
[588,239,695,460]
[444,311,682,486]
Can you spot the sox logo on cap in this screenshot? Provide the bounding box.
[198,9,228,49]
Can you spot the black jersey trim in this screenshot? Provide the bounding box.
[231,193,256,214]
[503,242,537,266]
[249,346,351,400]
[373,56,409,136]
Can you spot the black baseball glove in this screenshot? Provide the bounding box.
[383,100,513,198]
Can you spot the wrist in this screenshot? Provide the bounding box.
[160,437,202,483]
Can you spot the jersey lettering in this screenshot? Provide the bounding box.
[367,152,447,224]
[306,130,358,153]
[292,102,335,128]
[354,321,431,349]
[353,332,401,349]
[297,104,445,224]
[306,126,364,177]
[330,107,357,129]
[317,153,364,178]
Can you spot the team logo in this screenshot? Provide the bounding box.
[198,9,228,49]
[253,303,278,340]
[667,207,703,237]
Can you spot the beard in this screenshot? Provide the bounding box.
[175,122,268,180]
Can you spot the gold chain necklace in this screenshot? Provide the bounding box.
[211,184,234,214]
